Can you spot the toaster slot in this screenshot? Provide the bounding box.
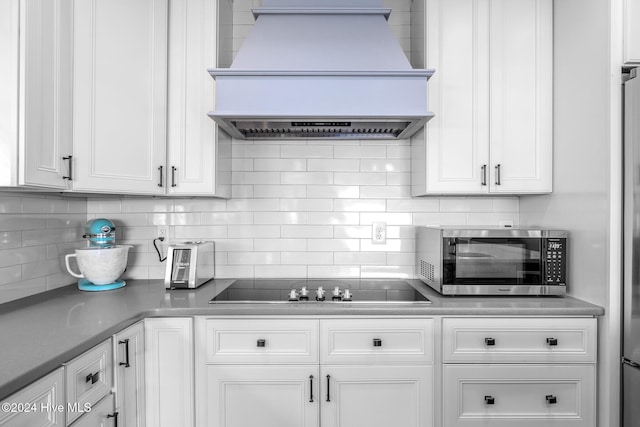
[171,249,192,283]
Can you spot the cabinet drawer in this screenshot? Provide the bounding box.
[443,317,596,363]
[443,364,596,427]
[65,339,113,425]
[203,318,319,364]
[320,318,433,364]
[0,368,65,426]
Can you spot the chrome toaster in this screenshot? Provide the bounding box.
[164,241,215,289]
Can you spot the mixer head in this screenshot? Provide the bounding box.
[83,218,116,247]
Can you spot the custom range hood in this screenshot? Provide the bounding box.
[208,0,434,140]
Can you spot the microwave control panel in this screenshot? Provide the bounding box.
[543,238,566,284]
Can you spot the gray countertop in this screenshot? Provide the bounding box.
[0,278,604,401]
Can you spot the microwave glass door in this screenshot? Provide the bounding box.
[443,238,542,284]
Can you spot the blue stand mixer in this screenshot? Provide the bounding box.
[65,218,131,291]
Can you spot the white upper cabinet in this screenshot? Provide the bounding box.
[411,0,553,195]
[625,0,640,63]
[0,0,73,190]
[166,0,232,197]
[72,0,168,195]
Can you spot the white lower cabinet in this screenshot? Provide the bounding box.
[320,365,432,427]
[441,317,597,427]
[205,365,319,427]
[145,317,194,427]
[0,368,65,427]
[196,317,434,427]
[68,395,116,427]
[443,364,595,427]
[114,322,145,427]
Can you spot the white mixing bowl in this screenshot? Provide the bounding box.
[65,245,132,285]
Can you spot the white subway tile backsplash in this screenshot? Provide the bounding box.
[308,265,360,278]
[280,199,333,212]
[307,159,360,172]
[254,212,307,225]
[281,172,333,185]
[281,144,333,158]
[307,212,360,225]
[228,225,280,239]
[254,158,306,171]
[228,251,281,265]
[360,186,410,199]
[360,212,413,226]
[334,145,386,159]
[0,195,23,214]
[334,199,386,212]
[360,159,410,172]
[254,185,307,198]
[307,239,360,252]
[281,225,333,239]
[0,231,21,249]
[255,265,307,278]
[254,239,306,252]
[306,186,359,199]
[281,252,333,265]
[334,173,386,186]
[333,252,385,265]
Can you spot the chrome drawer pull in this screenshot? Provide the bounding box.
[373,338,382,347]
[546,337,558,346]
[485,337,496,346]
[546,395,557,404]
[257,339,266,348]
[484,395,495,405]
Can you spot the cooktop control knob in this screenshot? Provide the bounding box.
[288,289,299,301]
[316,286,325,301]
[332,286,342,301]
[299,286,309,301]
[343,289,352,301]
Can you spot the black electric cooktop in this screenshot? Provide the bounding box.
[209,279,431,304]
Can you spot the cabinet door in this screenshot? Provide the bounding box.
[203,365,319,427]
[488,0,552,193]
[145,318,193,427]
[114,322,145,427]
[72,0,167,194]
[69,394,116,427]
[412,0,490,195]
[19,0,73,189]
[166,0,231,197]
[0,368,65,427]
[320,365,433,427]
[624,0,640,63]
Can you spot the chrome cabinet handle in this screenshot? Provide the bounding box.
[119,339,130,368]
[484,395,495,404]
[309,375,314,403]
[546,395,557,404]
[63,155,73,181]
[481,164,487,186]
[546,337,558,346]
[171,166,177,187]
[485,337,496,346]
[495,164,502,185]
[158,166,164,187]
[326,375,331,402]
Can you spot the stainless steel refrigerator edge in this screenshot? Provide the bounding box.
[623,67,640,426]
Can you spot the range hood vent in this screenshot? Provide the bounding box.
[208,0,434,140]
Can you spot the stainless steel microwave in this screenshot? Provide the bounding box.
[416,227,567,296]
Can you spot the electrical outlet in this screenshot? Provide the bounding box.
[372,222,387,244]
[157,226,168,240]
